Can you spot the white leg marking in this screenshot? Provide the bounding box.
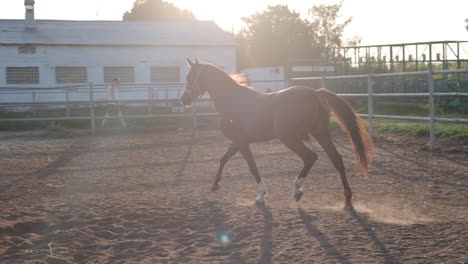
[256,181,268,204]
[293,178,304,194]
[293,178,305,202]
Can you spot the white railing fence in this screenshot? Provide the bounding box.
[292,68,468,150]
[0,83,211,134]
[1,70,467,150]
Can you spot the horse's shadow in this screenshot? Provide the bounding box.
[204,201,273,264]
[298,208,352,264]
[299,207,400,264]
[37,140,89,180]
[256,203,273,264]
[173,131,195,185]
[207,201,249,264]
[347,208,400,264]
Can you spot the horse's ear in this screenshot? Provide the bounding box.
[187,58,195,67]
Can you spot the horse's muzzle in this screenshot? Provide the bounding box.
[180,92,192,106]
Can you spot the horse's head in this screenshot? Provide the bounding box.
[181,58,206,106]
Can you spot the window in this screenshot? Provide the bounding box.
[6,67,39,84]
[104,67,135,83]
[150,67,180,83]
[18,45,36,54]
[55,67,88,83]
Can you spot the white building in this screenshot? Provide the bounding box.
[0,1,237,103]
[240,66,287,92]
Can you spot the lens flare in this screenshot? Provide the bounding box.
[218,232,231,245]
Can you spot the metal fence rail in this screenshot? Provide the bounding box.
[1,69,467,150]
[0,82,207,135]
[292,68,468,150]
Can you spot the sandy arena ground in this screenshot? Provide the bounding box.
[0,129,467,263]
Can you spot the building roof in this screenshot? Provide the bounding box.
[0,20,237,47]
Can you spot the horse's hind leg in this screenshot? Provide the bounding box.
[279,138,318,202]
[311,129,353,209]
[236,142,268,204]
[212,143,238,191]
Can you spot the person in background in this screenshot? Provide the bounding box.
[101,78,127,128]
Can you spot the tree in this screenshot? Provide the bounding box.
[236,5,312,68]
[308,2,352,58]
[123,0,196,21]
[236,2,353,69]
[345,36,362,47]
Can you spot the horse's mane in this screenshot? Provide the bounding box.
[205,63,253,90]
[230,74,253,89]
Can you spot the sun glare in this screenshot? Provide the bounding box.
[218,232,231,245]
[1,0,465,44]
[167,0,345,33]
[167,0,272,32]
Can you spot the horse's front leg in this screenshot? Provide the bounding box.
[211,143,238,191]
[237,142,268,204]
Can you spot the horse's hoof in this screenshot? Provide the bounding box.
[211,184,220,191]
[294,190,304,202]
[255,199,266,205]
[343,203,354,211]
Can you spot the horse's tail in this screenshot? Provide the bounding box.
[315,88,374,176]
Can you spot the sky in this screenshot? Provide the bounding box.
[0,0,467,45]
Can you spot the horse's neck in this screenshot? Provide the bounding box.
[206,79,256,119]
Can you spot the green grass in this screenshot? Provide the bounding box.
[330,117,468,142]
[1,105,467,142]
[349,100,468,118]
[374,121,468,141]
[343,99,468,141]
[374,122,428,136]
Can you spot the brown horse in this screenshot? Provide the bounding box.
[181,59,373,209]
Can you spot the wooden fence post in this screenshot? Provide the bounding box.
[89,82,96,135]
[320,76,326,88]
[66,89,70,118]
[165,88,169,108]
[367,75,374,137]
[149,87,154,114]
[427,72,436,150]
[191,102,198,136]
[32,91,36,117]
